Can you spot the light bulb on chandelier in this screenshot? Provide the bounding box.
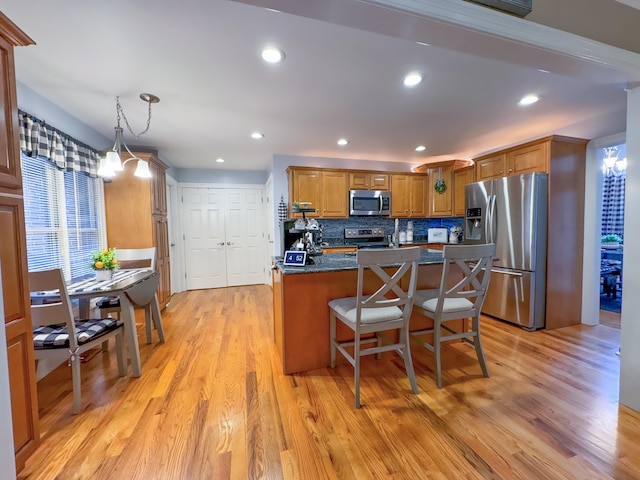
[98,93,160,178]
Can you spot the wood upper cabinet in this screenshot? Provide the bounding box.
[427,165,453,217]
[287,167,348,218]
[475,153,507,181]
[321,170,348,217]
[0,13,38,473]
[288,168,321,217]
[453,166,475,216]
[476,139,550,181]
[349,172,389,190]
[507,142,549,176]
[0,35,24,192]
[104,152,172,309]
[390,174,427,217]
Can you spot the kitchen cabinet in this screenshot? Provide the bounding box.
[426,165,453,217]
[390,174,428,217]
[104,152,171,309]
[287,167,348,218]
[349,172,389,190]
[453,166,475,216]
[475,153,507,181]
[473,135,588,329]
[323,247,357,254]
[321,170,349,217]
[0,14,39,473]
[412,160,474,217]
[475,139,549,181]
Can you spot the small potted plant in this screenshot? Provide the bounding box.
[601,234,622,248]
[90,248,119,280]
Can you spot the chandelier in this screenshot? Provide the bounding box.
[97,93,160,178]
[602,146,627,175]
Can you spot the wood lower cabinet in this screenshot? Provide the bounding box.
[104,152,171,308]
[0,13,38,473]
[453,166,475,216]
[287,167,348,218]
[391,174,428,217]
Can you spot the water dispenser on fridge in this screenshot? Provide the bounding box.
[465,207,484,242]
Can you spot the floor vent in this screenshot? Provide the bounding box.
[465,0,532,17]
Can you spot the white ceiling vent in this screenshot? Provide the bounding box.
[465,0,532,17]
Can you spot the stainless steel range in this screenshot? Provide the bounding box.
[344,227,389,248]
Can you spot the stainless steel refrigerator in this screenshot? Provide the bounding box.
[464,172,548,330]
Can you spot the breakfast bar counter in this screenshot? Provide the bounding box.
[272,250,455,374]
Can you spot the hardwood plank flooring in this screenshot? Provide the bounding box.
[19,286,639,479]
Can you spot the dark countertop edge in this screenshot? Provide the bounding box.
[274,250,445,275]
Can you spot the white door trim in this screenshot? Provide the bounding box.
[166,174,184,294]
[179,183,268,289]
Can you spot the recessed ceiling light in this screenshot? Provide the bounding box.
[403,72,422,87]
[261,46,285,64]
[216,158,225,163]
[415,145,426,152]
[518,94,540,106]
[251,132,265,139]
[337,138,349,146]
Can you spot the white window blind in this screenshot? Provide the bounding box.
[21,152,105,280]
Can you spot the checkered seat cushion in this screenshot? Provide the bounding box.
[33,318,122,349]
[96,296,120,308]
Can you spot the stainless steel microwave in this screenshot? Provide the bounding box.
[349,190,391,216]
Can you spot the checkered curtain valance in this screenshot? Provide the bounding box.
[601,170,625,238]
[18,110,102,177]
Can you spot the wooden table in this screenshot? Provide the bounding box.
[31,268,163,377]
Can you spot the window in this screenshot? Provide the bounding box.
[21,152,105,280]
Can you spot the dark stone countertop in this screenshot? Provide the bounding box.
[274,248,445,275]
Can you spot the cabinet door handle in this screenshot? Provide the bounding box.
[218,242,225,246]
[226,241,233,245]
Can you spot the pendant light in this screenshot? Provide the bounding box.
[97,93,159,178]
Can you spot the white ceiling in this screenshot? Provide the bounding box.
[2,0,637,172]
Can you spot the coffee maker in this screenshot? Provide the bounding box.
[281,218,323,257]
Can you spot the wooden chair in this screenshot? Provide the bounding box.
[329,246,421,408]
[97,247,161,343]
[410,243,496,388]
[29,269,127,414]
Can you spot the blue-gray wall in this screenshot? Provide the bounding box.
[17,81,112,150]
[172,168,268,184]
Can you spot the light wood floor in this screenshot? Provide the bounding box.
[19,286,639,479]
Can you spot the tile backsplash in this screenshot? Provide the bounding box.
[319,216,464,241]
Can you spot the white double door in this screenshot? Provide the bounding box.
[182,186,265,289]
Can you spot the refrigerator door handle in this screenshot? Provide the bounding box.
[484,195,492,243]
[491,267,523,276]
[487,194,497,244]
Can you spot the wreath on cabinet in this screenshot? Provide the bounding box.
[434,178,447,194]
